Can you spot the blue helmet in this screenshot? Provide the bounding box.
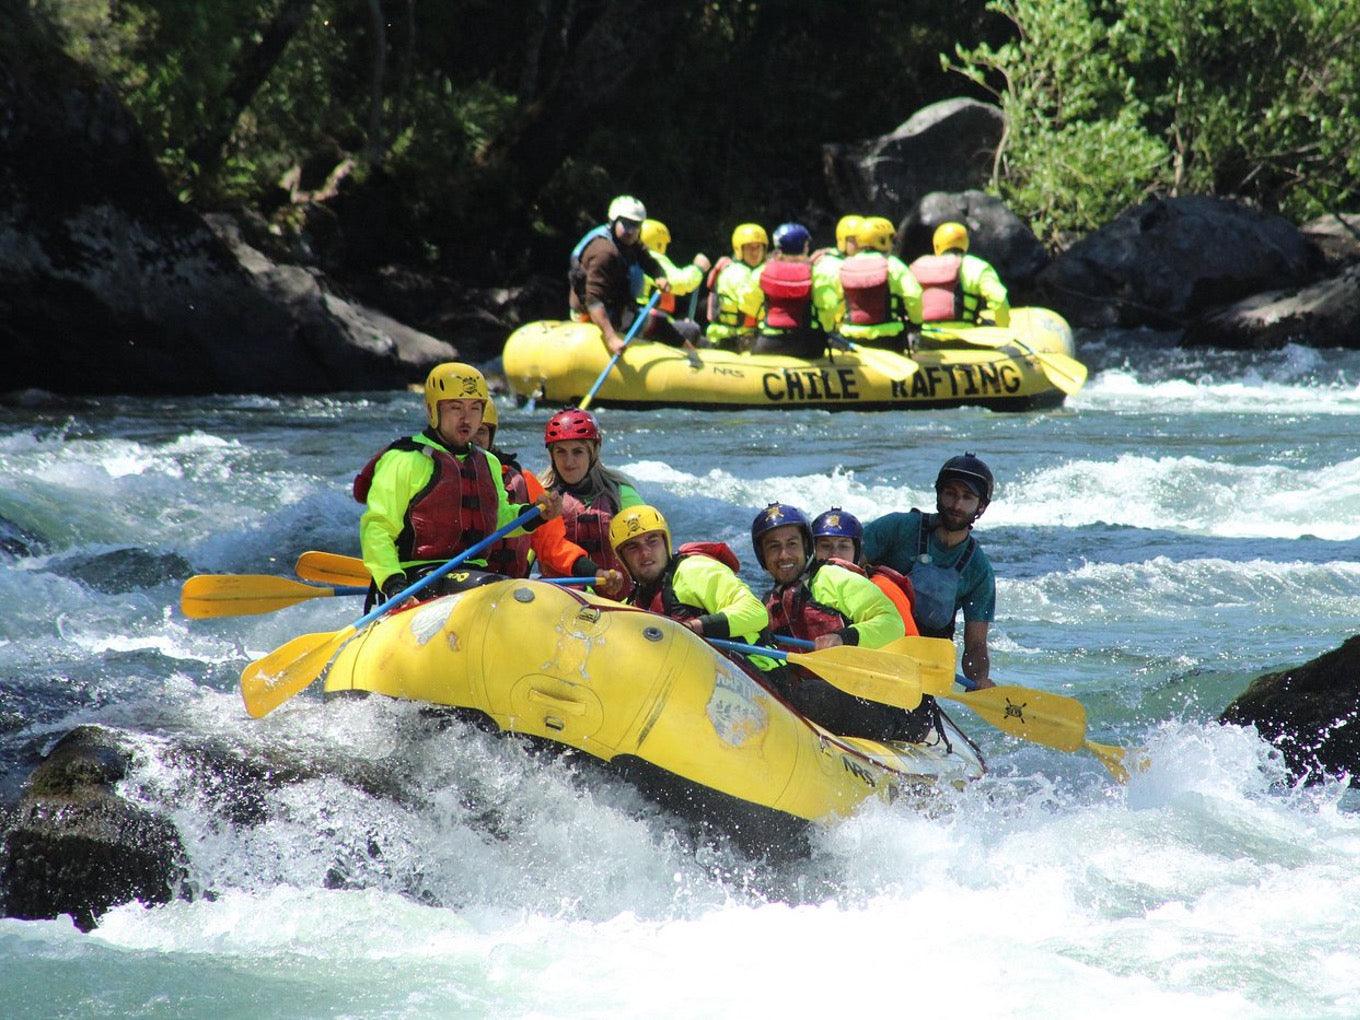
[751,502,813,568]
[772,222,811,255]
[811,507,863,559]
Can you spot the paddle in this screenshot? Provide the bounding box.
[181,575,368,618]
[578,290,662,411]
[952,673,1130,783]
[920,324,1087,395]
[240,503,544,719]
[707,638,923,710]
[295,550,370,587]
[773,635,1128,781]
[186,572,604,619]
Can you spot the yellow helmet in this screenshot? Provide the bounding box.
[835,214,864,252]
[424,362,489,427]
[478,396,499,443]
[640,219,671,253]
[933,221,970,255]
[856,216,896,253]
[730,222,769,257]
[608,504,672,557]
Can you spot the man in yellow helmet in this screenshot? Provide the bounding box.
[909,221,1010,327]
[354,362,561,603]
[703,223,767,349]
[609,505,771,648]
[636,218,711,350]
[833,215,923,349]
[569,195,671,356]
[810,214,863,332]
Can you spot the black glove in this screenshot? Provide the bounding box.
[574,557,600,577]
[380,572,409,601]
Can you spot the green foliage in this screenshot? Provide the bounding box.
[951,0,1360,244]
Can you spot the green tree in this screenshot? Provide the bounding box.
[951,0,1360,245]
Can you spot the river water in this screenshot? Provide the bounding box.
[2,335,1359,1017]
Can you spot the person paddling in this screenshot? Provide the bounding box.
[568,194,671,356]
[538,408,642,599]
[638,217,709,351]
[752,503,941,741]
[354,362,561,606]
[473,400,623,595]
[810,507,919,636]
[862,453,997,688]
[909,222,1010,328]
[704,222,767,350]
[610,505,774,658]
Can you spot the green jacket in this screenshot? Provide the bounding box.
[640,249,704,309]
[704,260,762,342]
[811,252,846,332]
[670,554,770,643]
[806,562,906,648]
[359,433,528,590]
[959,253,1010,326]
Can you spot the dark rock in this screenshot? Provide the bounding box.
[1183,264,1360,349]
[0,726,187,930]
[899,190,1051,292]
[46,547,192,593]
[1035,196,1320,330]
[822,99,1004,220]
[0,9,456,396]
[1221,637,1360,784]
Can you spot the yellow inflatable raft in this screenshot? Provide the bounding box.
[502,307,1086,412]
[323,577,983,831]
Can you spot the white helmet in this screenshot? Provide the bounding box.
[607,195,647,223]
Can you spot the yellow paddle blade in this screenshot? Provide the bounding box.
[240,625,354,718]
[878,635,957,689]
[181,574,338,619]
[1030,350,1087,394]
[787,645,923,710]
[919,325,1087,395]
[294,550,370,587]
[1084,739,1131,783]
[943,685,1087,752]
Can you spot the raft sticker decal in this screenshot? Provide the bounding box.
[706,660,767,747]
[408,594,462,646]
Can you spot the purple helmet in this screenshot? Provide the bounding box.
[811,507,863,559]
[772,222,811,255]
[751,502,813,568]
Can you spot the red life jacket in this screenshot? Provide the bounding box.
[840,254,890,325]
[910,253,967,323]
[764,562,852,643]
[558,486,632,599]
[759,259,813,330]
[352,436,499,563]
[705,257,757,328]
[484,457,534,577]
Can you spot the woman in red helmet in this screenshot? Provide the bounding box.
[538,408,645,597]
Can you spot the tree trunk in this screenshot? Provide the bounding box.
[185,0,316,181]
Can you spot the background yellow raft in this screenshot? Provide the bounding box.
[323,579,982,827]
[502,307,1085,412]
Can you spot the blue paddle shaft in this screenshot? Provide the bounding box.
[580,289,662,408]
[352,503,544,629]
[707,637,789,661]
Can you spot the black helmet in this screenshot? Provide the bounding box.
[936,452,994,508]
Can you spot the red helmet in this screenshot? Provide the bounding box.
[544,408,602,446]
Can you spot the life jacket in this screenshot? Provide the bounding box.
[840,254,890,325]
[764,561,853,643]
[353,436,499,564]
[902,511,977,638]
[910,253,975,323]
[705,257,757,329]
[570,225,644,307]
[484,454,534,578]
[759,259,813,330]
[867,564,918,636]
[558,486,632,599]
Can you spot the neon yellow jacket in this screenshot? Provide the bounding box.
[360,434,527,590]
[836,252,923,341]
[808,562,906,648]
[811,252,846,332]
[960,253,1010,326]
[639,249,704,310]
[705,260,762,342]
[670,554,770,643]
